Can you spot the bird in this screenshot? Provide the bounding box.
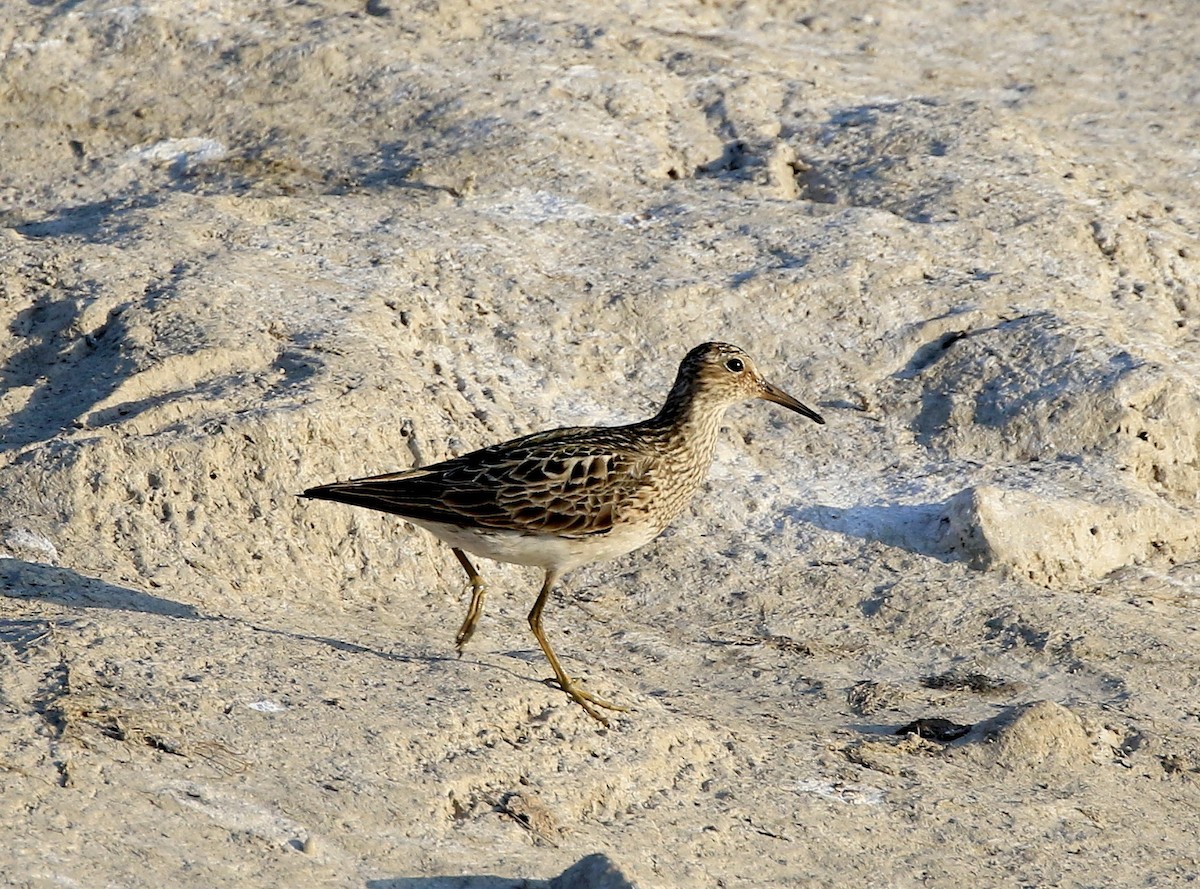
[300,342,824,723]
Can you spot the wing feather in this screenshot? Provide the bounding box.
[302,426,656,537]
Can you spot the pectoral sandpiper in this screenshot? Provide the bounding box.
[301,342,824,724]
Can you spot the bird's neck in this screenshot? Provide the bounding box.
[650,383,728,459]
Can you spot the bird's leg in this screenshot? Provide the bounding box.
[528,570,629,725]
[452,548,486,654]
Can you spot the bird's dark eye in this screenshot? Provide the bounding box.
[725,358,744,373]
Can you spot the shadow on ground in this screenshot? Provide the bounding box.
[0,557,203,617]
[367,852,635,889]
[792,500,958,562]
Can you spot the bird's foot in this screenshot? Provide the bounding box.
[543,676,629,725]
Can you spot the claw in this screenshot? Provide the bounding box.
[543,676,629,725]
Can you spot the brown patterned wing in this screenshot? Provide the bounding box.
[483,444,651,536]
[301,427,655,537]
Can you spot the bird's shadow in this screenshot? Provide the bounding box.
[242,622,545,692]
[0,557,553,691]
[1,557,204,618]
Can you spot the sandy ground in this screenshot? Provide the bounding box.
[1,1,1199,886]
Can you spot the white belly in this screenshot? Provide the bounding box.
[406,518,662,574]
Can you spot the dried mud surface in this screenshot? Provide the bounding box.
[1,1,1199,886]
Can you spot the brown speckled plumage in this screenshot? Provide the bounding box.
[302,342,824,724]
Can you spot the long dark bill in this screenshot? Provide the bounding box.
[760,380,825,425]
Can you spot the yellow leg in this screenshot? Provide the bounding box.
[452,548,486,654]
[528,569,629,725]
